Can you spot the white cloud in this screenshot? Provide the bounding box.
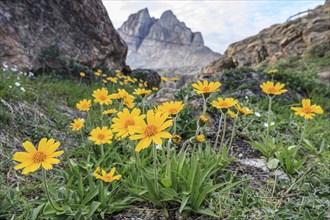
[102,0,324,53]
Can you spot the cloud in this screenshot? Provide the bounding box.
[102,0,324,53]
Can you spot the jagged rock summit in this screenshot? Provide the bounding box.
[118,8,221,73]
[0,0,127,71]
[199,1,330,78]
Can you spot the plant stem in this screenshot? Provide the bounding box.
[202,94,207,115]
[213,113,223,150]
[42,169,63,212]
[219,113,227,152]
[173,116,177,136]
[100,144,104,156]
[228,114,239,155]
[294,118,307,157]
[100,105,104,126]
[87,111,91,127]
[266,96,273,139]
[152,144,159,198]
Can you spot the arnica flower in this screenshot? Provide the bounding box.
[138,83,144,88]
[93,167,121,183]
[195,134,206,143]
[161,77,169,82]
[152,87,159,91]
[267,69,278,74]
[133,88,152,97]
[12,138,64,175]
[192,80,222,95]
[92,88,112,105]
[235,104,253,115]
[211,98,238,109]
[107,77,118,84]
[156,101,184,115]
[291,99,323,119]
[115,69,121,74]
[88,126,113,145]
[171,135,182,144]
[199,115,208,123]
[228,109,237,119]
[76,99,91,111]
[110,89,132,100]
[94,71,101,76]
[70,118,84,131]
[123,97,135,109]
[79,72,86,77]
[102,109,117,115]
[111,108,145,138]
[260,81,287,95]
[102,74,107,77]
[130,110,173,152]
[172,77,180,82]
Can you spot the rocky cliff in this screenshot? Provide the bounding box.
[200,1,330,77]
[118,8,221,73]
[0,0,127,71]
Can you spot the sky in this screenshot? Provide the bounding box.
[102,0,325,53]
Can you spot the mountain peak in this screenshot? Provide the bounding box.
[118,9,221,70]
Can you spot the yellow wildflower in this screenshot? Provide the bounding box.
[291,99,323,119]
[12,138,64,175]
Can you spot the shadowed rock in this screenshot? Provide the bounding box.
[0,0,127,71]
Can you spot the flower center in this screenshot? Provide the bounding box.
[103,175,112,182]
[303,107,312,114]
[124,119,135,128]
[268,88,276,93]
[168,108,178,114]
[144,125,158,137]
[202,87,210,93]
[97,134,106,140]
[99,95,106,101]
[32,151,47,163]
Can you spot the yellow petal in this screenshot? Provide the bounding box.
[135,138,152,152]
[22,163,41,175]
[48,150,64,158]
[14,160,34,170]
[37,138,48,151]
[22,141,37,153]
[109,168,116,177]
[45,141,61,155]
[42,161,53,170]
[45,158,60,165]
[13,152,32,162]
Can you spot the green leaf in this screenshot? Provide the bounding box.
[194,209,219,218]
[179,195,190,213]
[87,201,101,218]
[267,158,280,170]
[81,186,98,205]
[31,204,45,220]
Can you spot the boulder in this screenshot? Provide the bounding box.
[130,69,161,88]
[0,0,127,72]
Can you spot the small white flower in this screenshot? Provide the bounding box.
[2,62,8,69]
[255,112,261,117]
[245,96,249,99]
[15,82,20,87]
[20,87,26,92]
[28,71,34,77]
[264,122,275,128]
[11,66,17,72]
[9,85,12,88]
[156,144,162,150]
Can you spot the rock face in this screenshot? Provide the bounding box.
[0,0,127,71]
[118,8,221,73]
[200,2,330,76]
